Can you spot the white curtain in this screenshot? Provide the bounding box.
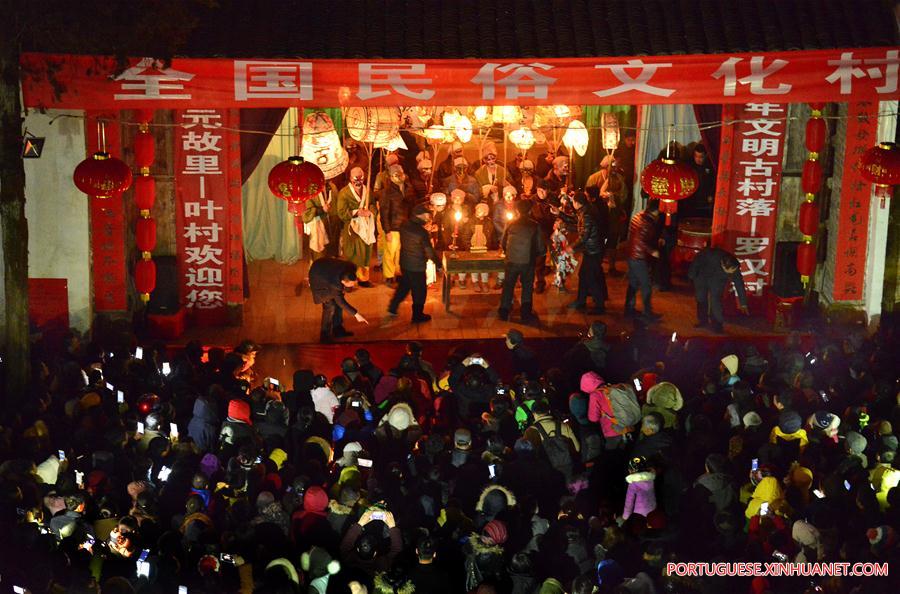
[242,109,302,263]
[632,104,701,217]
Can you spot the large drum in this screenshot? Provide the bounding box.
[345,107,401,144]
[672,217,711,273]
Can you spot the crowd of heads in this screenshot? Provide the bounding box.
[2,317,900,593]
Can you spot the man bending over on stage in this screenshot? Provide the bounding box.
[309,257,368,343]
[688,247,749,334]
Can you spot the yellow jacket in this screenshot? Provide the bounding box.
[745,477,784,519]
[769,426,809,452]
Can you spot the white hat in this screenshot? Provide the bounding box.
[417,159,433,170]
[451,188,467,202]
[482,142,498,157]
[522,159,534,170]
[475,202,490,217]
[721,354,739,376]
[453,156,467,167]
[503,185,517,198]
[430,192,447,206]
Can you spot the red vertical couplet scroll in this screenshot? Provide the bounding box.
[174,109,239,326]
[225,109,244,306]
[833,101,877,301]
[86,111,127,311]
[711,103,786,304]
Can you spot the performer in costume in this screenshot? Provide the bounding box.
[337,167,377,286]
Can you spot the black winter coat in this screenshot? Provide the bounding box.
[571,203,607,256]
[399,218,436,272]
[308,257,359,314]
[501,215,546,265]
[379,181,413,232]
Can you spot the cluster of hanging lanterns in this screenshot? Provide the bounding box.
[133,109,157,302]
[796,103,826,286]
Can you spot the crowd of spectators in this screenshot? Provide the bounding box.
[1,317,899,593]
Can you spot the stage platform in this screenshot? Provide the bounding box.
[174,258,794,379]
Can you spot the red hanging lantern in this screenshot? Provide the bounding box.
[798,201,819,237]
[135,258,157,302]
[640,158,699,225]
[796,241,817,282]
[134,131,155,174]
[805,118,826,154]
[859,142,900,207]
[136,217,157,254]
[286,200,306,216]
[74,152,133,198]
[134,176,156,213]
[801,159,823,195]
[267,156,325,203]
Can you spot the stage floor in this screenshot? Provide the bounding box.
[180,257,783,348]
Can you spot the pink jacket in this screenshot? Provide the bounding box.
[584,372,621,439]
[623,471,657,519]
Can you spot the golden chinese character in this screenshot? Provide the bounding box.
[651,176,669,195]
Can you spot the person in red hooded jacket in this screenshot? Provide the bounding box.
[218,399,259,458]
[291,485,339,553]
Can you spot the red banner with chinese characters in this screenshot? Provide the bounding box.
[174,108,241,326]
[712,103,787,301]
[20,48,900,109]
[833,101,878,301]
[86,111,128,311]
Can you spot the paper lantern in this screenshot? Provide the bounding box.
[472,106,493,127]
[301,112,348,181]
[424,124,454,144]
[508,127,535,151]
[74,152,133,198]
[601,113,620,151]
[801,159,823,195]
[552,105,571,119]
[268,156,325,203]
[858,142,900,204]
[805,118,826,154]
[797,241,816,281]
[562,120,589,157]
[798,201,819,236]
[454,115,473,143]
[640,158,699,225]
[134,176,156,213]
[345,107,400,144]
[374,132,407,151]
[135,258,157,301]
[134,130,155,173]
[136,217,157,253]
[442,110,461,129]
[492,106,522,125]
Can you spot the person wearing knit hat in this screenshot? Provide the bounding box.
[845,430,869,467]
[770,410,809,451]
[482,519,508,546]
[436,140,466,180]
[543,155,569,202]
[866,525,897,557]
[743,411,763,429]
[379,402,418,433]
[642,382,683,429]
[808,411,841,442]
[268,448,288,470]
[35,455,60,485]
[720,355,740,383]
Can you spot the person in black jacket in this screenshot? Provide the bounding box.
[308,257,368,343]
[564,190,608,313]
[379,164,414,287]
[389,204,436,323]
[688,247,749,333]
[499,200,546,323]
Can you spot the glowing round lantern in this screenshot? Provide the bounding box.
[268,156,325,203]
[345,107,401,144]
[859,142,900,206]
[454,115,473,144]
[74,152,133,198]
[492,106,523,125]
[640,158,699,225]
[562,120,589,157]
[508,127,535,151]
[301,112,348,181]
[472,106,493,127]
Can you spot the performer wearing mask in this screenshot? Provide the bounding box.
[337,167,377,286]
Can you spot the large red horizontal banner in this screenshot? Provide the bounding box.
[21,48,900,109]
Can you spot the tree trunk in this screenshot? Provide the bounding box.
[0,37,29,405]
